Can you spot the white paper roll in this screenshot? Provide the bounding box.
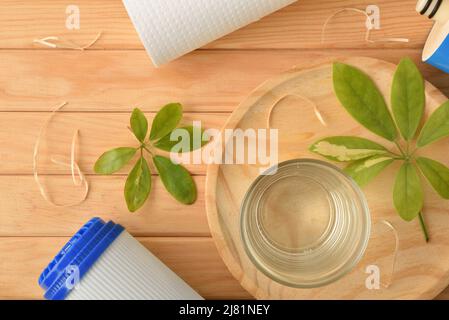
[122,0,297,66]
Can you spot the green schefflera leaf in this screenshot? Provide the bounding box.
[391,57,425,141]
[417,101,449,148]
[416,156,449,199]
[154,125,209,152]
[94,147,137,174]
[333,62,397,141]
[124,156,152,212]
[153,155,197,204]
[393,162,423,221]
[344,155,394,187]
[149,103,183,141]
[130,108,148,142]
[309,136,388,162]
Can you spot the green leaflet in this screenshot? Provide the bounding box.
[416,156,449,199]
[309,136,388,162]
[417,101,449,148]
[130,108,148,142]
[124,156,152,212]
[391,57,425,141]
[94,147,137,174]
[333,62,397,141]
[308,59,449,240]
[154,125,209,152]
[393,162,423,221]
[152,155,196,204]
[94,103,206,213]
[149,103,183,141]
[344,155,394,187]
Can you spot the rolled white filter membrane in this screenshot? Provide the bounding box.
[39,218,202,300]
[122,0,297,66]
[67,231,202,300]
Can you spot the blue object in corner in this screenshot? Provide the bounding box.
[38,217,124,300]
[426,34,449,74]
[424,21,449,74]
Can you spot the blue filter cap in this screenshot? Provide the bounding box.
[423,21,449,74]
[38,217,124,300]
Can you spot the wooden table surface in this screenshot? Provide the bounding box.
[1,0,449,300]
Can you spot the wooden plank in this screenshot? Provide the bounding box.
[0,50,448,113]
[206,0,432,50]
[0,0,432,49]
[1,225,448,300]
[0,112,226,175]
[1,0,448,300]
[0,175,209,237]
[0,237,252,299]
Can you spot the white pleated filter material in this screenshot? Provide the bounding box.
[122,0,297,66]
[66,231,203,300]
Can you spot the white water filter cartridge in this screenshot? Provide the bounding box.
[122,0,297,66]
[417,0,449,73]
[39,218,203,300]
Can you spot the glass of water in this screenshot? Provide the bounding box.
[240,158,371,288]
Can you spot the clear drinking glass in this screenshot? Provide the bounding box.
[240,159,371,288]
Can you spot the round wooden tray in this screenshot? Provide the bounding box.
[205,57,449,299]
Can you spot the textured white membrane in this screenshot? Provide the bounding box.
[66,231,203,300]
[122,0,296,66]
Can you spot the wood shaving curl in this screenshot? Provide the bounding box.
[321,8,409,44]
[33,32,102,50]
[266,94,327,129]
[33,102,89,207]
[376,219,399,288]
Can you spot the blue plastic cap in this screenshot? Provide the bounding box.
[424,22,449,74]
[38,217,124,300]
[426,34,449,73]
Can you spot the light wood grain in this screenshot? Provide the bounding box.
[204,0,432,49]
[2,0,449,300]
[0,175,209,237]
[1,50,448,113]
[0,112,226,175]
[0,0,432,49]
[0,237,252,300]
[206,57,449,299]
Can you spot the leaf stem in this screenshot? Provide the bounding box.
[418,211,430,243]
[394,140,407,157]
[387,151,404,160]
[142,145,154,156]
[409,148,418,157]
